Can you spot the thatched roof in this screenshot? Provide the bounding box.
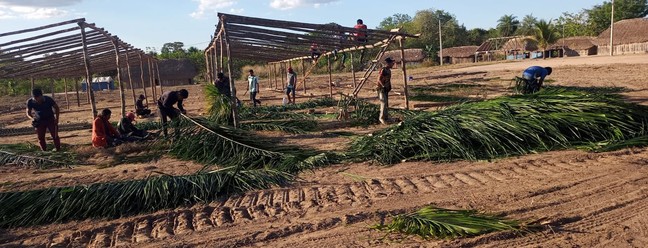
[158,59,198,80]
[551,36,596,50]
[383,48,426,62]
[597,18,648,46]
[439,46,478,58]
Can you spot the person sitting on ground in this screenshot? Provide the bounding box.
[246,69,262,107]
[286,67,298,104]
[26,88,61,151]
[157,89,189,136]
[118,112,148,141]
[92,108,122,148]
[135,94,151,117]
[521,66,552,93]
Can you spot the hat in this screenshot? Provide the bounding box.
[384,57,395,63]
[126,112,136,121]
[288,67,293,72]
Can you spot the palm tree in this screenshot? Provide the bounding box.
[496,14,520,37]
[533,19,559,59]
[517,14,538,35]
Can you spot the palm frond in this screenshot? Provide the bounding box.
[0,167,291,228]
[0,143,75,169]
[373,206,526,240]
[350,89,648,164]
[240,120,318,134]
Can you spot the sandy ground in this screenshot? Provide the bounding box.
[1,54,648,247]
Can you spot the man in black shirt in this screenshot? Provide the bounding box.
[135,94,151,117]
[26,88,61,151]
[215,72,231,97]
[157,89,189,136]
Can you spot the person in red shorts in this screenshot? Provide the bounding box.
[26,88,61,151]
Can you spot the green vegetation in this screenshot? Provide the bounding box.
[373,206,526,240]
[0,143,76,169]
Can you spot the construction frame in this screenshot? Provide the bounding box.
[0,19,159,119]
[204,13,418,127]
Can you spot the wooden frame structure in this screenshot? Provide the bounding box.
[204,13,418,127]
[0,18,159,119]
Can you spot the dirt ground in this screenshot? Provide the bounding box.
[1,54,648,247]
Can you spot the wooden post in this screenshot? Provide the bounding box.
[30,77,34,92]
[273,63,278,89]
[281,62,286,89]
[148,58,156,101]
[204,50,212,84]
[155,60,163,94]
[212,48,218,77]
[399,39,410,110]
[50,79,55,98]
[125,49,137,109]
[138,53,149,106]
[219,35,224,72]
[350,52,357,88]
[327,55,333,98]
[301,59,307,94]
[222,18,239,128]
[63,78,70,110]
[79,22,98,118]
[112,39,126,118]
[74,77,80,107]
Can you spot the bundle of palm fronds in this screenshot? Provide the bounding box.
[205,85,235,124]
[373,206,525,240]
[513,76,540,94]
[350,89,648,164]
[238,97,336,121]
[0,167,291,228]
[241,119,318,134]
[0,143,75,169]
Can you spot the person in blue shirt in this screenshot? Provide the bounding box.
[522,66,552,92]
[246,69,261,107]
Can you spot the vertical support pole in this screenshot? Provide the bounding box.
[301,59,307,94]
[79,22,98,118]
[148,58,156,101]
[64,78,70,110]
[155,60,163,94]
[212,47,218,77]
[219,35,224,72]
[273,63,278,89]
[112,39,126,118]
[204,50,212,84]
[125,49,137,109]
[399,38,410,110]
[75,77,80,107]
[281,62,286,89]
[439,19,443,66]
[139,53,149,106]
[327,55,333,98]
[30,77,35,92]
[222,18,239,128]
[350,52,356,88]
[50,79,55,98]
[610,0,615,56]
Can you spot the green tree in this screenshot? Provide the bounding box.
[466,28,489,46]
[404,9,466,60]
[496,14,520,37]
[533,19,559,57]
[556,10,596,37]
[160,42,187,59]
[587,0,648,34]
[377,13,413,30]
[516,14,538,36]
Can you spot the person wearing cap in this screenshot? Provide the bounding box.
[26,88,61,151]
[246,69,261,107]
[135,94,151,117]
[522,66,553,93]
[377,57,395,125]
[286,67,298,104]
[157,89,189,136]
[118,112,148,141]
[92,108,122,148]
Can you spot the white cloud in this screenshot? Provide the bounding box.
[270,0,338,10]
[229,8,244,14]
[0,1,76,19]
[190,0,236,19]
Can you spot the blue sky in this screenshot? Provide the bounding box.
[0,0,605,51]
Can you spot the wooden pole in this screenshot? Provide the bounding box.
[327,55,333,98]
[79,22,98,118]
[222,18,239,128]
[399,39,410,110]
[219,35,224,72]
[212,48,218,77]
[138,53,149,106]
[50,79,55,98]
[74,77,80,107]
[610,0,615,56]
[273,63,278,89]
[63,78,70,110]
[204,50,212,84]
[281,62,286,89]
[112,39,126,118]
[148,58,156,101]
[439,19,443,66]
[301,59,307,94]
[350,52,357,88]
[155,60,163,94]
[125,49,137,109]
[30,78,34,92]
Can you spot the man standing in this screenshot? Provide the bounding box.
[26,88,61,151]
[286,67,297,104]
[246,69,261,107]
[377,57,394,125]
[157,89,189,136]
[522,66,552,93]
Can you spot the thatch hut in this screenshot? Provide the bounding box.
[158,59,199,86]
[551,36,597,57]
[382,49,426,64]
[439,46,478,64]
[597,18,648,55]
[501,36,539,59]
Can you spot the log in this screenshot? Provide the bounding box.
[113,39,126,117]
[399,39,409,110]
[79,23,98,118]
[0,18,85,37]
[138,53,149,106]
[222,17,239,128]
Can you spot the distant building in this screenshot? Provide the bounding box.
[439,46,478,64]
[551,36,597,57]
[81,76,115,92]
[158,59,199,86]
[475,36,539,61]
[383,49,426,64]
[597,18,648,55]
